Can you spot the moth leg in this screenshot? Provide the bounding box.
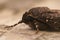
[35,25,40,34]
[29,22,37,30]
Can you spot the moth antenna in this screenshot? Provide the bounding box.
[10,20,23,27]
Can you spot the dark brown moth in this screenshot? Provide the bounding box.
[6,7,60,31]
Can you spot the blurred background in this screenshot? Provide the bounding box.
[0,0,60,25]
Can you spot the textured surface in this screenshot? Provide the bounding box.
[1,24,60,40]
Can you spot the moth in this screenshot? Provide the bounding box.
[6,7,60,31]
